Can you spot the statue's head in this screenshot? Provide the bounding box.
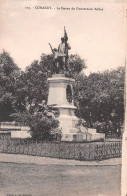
[61,37,65,42]
[54,48,57,52]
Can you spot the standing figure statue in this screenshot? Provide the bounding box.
[58,35,71,71]
[49,27,71,74]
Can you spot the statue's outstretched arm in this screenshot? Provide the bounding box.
[48,43,54,53]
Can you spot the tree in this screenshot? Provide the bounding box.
[22,53,86,106]
[67,54,86,78]
[0,50,21,121]
[76,66,125,137]
[9,53,86,140]
[1,49,124,139]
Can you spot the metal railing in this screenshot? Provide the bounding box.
[0,135,122,161]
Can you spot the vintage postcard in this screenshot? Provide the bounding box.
[0,0,126,196]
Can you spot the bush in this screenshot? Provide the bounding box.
[29,112,59,140]
[11,101,59,140]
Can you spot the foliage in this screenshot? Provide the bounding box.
[24,59,49,104]
[11,101,59,140]
[0,51,21,121]
[28,101,59,140]
[21,53,86,105]
[0,50,125,138]
[75,67,125,136]
[67,54,86,78]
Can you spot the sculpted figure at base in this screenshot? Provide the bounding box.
[48,44,59,74]
[49,27,71,74]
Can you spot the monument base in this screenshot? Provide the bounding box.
[48,74,105,142]
[11,131,32,139]
[48,75,80,141]
[53,106,79,141]
[61,133,78,141]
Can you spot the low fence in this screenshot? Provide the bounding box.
[0,134,122,161]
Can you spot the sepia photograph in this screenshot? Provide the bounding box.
[0,0,126,196]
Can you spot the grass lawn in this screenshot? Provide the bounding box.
[0,162,121,196]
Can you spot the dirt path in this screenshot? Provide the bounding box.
[0,153,121,166]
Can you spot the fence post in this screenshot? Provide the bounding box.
[74,143,75,159]
[23,140,25,154]
[79,144,81,161]
[89,143,90,161]
[14,139,16,153]
[95,144,97,160]
[45,142,47,157]
[59,142,60,158]
[54,142,56,158]
[3,136,5,152]
[18,139,20,153]
[69,143,70,159]
[6,137,8,152]
[36,140,37,155]
[31,140,33,155]
[27,140,29,155]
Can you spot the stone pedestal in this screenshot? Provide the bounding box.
[48,74,79,141]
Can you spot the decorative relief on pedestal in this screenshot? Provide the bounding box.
[66,84,72,104]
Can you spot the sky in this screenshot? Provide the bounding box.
[0,0,126,75]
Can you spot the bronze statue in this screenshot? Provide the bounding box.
[49,27,71,74]
[48,43,59,74]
